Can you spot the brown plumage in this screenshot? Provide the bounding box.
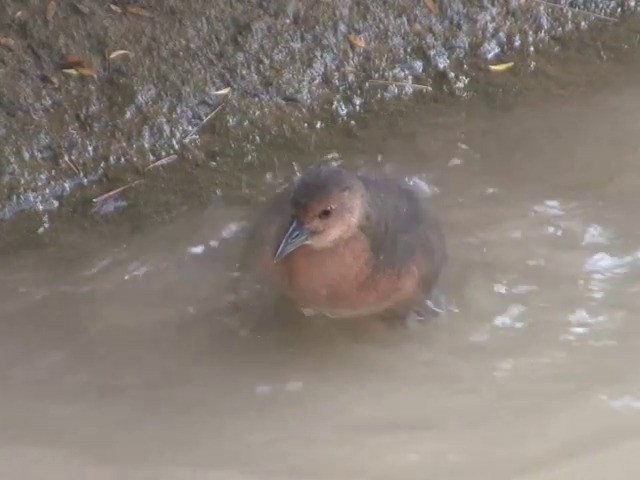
[243,165,446,319]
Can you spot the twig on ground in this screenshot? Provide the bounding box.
[92,90,229,208]
[144,154,178,172]
[183,104,224,141]
[367,79,430,90]
[92,180,144,203]
[62,156,81,176]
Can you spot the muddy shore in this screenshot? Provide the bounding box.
[0,0,637,250]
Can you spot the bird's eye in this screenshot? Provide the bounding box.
[318,207,333,220]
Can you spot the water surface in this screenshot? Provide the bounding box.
[3,61,640,480]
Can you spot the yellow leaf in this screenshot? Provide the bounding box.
[108,49,134,59]
[424,0,439,14]
[488,62,515,72]
[347,33,366,48]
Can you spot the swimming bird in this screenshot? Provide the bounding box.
[244,165,446,320]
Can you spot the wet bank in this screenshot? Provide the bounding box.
[0,0,638,250]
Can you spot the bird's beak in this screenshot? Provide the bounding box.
[274,218,309,262]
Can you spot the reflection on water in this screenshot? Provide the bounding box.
[4,71,640,480]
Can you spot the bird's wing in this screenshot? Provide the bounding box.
[358,174,445,283]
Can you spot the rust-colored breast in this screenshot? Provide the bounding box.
[273,233,422,318]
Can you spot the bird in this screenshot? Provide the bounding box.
[241,165,446,321]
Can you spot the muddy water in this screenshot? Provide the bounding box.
[4,65,640,479]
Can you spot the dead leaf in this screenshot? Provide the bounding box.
[108,49,133,59]
[109,4,122,13]
[46,1,57,22]
[488,62,515,72]
[62,54,86,68]
[0,37,16,51]
[122,5,152,17]
[213,86,231,95]
[61,55,97,77]
[424,0,439,14]
[347,33,366,48]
